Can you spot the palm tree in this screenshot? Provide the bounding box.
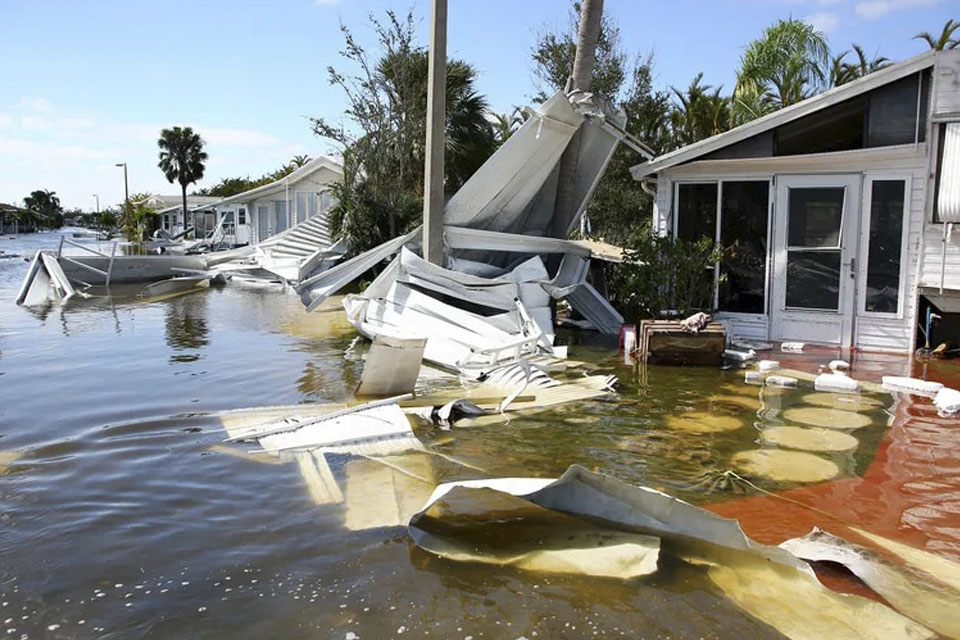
[378,51,496,192]
[914,19,960,51]
[289,154,311,168]
[23,189,62,229]
[669,73,731,146]
[829,50,854,88]
[157,126,207,235]
[733,19,829,122]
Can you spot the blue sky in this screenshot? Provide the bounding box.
[0,0,955,210]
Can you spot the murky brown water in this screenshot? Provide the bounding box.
[0,230,953,639]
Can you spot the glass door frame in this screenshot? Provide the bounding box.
[771,173,862,348]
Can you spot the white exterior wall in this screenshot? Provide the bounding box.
[231,165,341,246]
[854,161,927,352]
[653,145,930,352]
[918,50,960,293]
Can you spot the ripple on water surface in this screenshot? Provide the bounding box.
[0,230,955,638]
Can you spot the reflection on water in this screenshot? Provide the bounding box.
[164,293,210,362]
[0,230,958,638]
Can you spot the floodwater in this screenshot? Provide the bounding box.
[1,229,958,639]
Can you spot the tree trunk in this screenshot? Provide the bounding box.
[181,183,189,238]
[551,0,604,239]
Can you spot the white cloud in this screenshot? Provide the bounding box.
[806,11,840,33]
[20,115,54,131]
[0,138,117,162]
[855,0,941,19]
[19,96,53,113]
[0,96,318,209]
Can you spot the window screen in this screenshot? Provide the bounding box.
[676,183,717,242]
[719,182,769,313]
[864,180,906,313]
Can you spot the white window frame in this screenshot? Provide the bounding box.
[857,173,912,319]
[671,177,773,319]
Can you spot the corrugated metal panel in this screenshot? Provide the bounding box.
[938,122,960,223]
[933,50,960,119]
[566,282,623,335]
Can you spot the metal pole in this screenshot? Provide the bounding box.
[422,0,447,265]
[115,163,129,228]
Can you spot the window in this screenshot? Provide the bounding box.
[864,180,906,314]
[710,69,931,159]
[274,200,287,233]
[776,97,866,156]
[785,187,846,310]
[676,183,717,242]
[788,188,845,248]
[237,208,246,225]
[719,182,769,313]
[320,191,336,212]
[257,205,270,241]
[675,180,771,314]
[295,192,310,225]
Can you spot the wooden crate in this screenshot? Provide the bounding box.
[637,320,726,366]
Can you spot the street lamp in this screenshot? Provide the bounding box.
[93,193,100,231]
[115,162,129,226]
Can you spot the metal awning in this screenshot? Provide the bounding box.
[938,122,960,223]
[920,287,960,313]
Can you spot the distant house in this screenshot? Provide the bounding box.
[151,195,225,235]
[631,50,960,353]
[190,155,342,247]
[0,202,41,234]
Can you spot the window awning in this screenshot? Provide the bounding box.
[938,122,960,223]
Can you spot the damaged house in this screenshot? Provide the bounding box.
[632,50,960,353]
[294,90,645,376]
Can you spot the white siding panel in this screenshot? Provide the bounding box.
[654,177,671,236]
[933,50,960,119]
[920,225,960,289]
[856,164,927,353]
[716,313,768,341]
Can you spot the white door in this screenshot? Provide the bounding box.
[235,207,251,245]
[771,175,861,347]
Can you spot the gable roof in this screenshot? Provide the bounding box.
[631,50,937,180]
[194,155,343,210]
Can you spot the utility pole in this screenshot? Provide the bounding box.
[115,162,129,229]
[422,0,447,265]
[551,0,604,238]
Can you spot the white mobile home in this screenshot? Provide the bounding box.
[631,50,960,353]
[153,195,223,234]
[194,156,342,248]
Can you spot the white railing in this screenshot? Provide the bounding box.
[57,236,117,286]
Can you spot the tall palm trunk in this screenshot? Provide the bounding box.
[181,182,189,237]
[551,0,604,238]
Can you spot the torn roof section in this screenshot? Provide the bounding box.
[445,90,629,240]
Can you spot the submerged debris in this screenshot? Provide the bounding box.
[408,465,932,640]
[782,407,872,430]
[800,392,885,411]
[731,449,840,483]
[781,527,960,639]
[760,426,859,453]
[666,412,743,433]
